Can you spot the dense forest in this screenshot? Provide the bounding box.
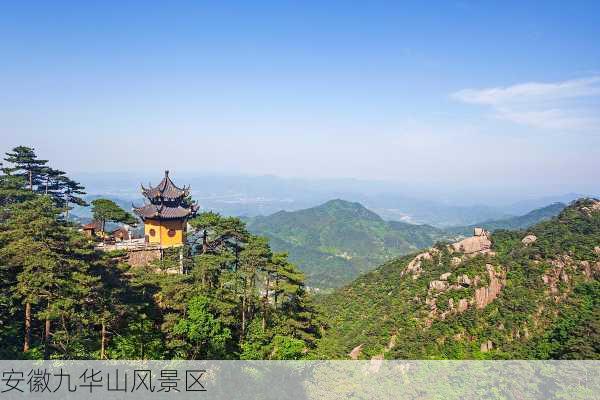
[315,199,600,359]
[0,146,320,360]
[246,199,454,289]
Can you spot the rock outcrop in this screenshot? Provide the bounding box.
[349,344,363,360]
[457,274,472,287]
[457,298,469,312]
[429,280,448,291]
[451,228,492,254]
[480,340,493,352]
[474,264,506,309]
[440,272,452,280]
[542,255,600,293]
[579,199,600,216]
[402,250,437,279]
[403,229,494,280]
[521,234,537,246]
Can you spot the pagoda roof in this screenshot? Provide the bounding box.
[133,203,198,220]
[141,170,190,200]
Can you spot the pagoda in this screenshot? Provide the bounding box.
[133,170,198,248]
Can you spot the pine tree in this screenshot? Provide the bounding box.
[189,211,249,256]
[0,163,35,207]
[4,146,48,191]
[0,196,101,358]
[238,236,271,341]
[90,198,137,233]
[87,256,131,359]
[60,176,87,218]
[173,295,232,359]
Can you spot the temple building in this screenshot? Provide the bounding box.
[133,171,198,248]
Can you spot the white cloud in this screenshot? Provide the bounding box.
[452,77,600,131]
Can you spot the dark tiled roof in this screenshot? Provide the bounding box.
[82,220,103,230]
[110,227,131,239]
[141,170,189,200]
[111,226,129,234]
[133,203,198,220]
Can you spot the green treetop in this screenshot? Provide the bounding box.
[91,198,137,233]
[4,146,48,191]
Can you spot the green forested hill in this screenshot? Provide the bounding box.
[314,199,600,359]
[246,199,455,289]
[447,202,566,236]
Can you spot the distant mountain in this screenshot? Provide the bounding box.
[77,172,594,227]
[447,202,567,236]
[314,198,600,359]
[70,194,139,219]
[501,193,586,215]
[246,199,456,289]
[363,193,512,227]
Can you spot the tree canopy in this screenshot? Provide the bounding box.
[91,198,138,232]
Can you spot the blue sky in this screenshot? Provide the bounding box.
[1,1,599,198]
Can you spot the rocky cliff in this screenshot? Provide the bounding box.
[315,199,600,360]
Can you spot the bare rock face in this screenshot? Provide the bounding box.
[349,344,363,360]
[522,234,537,246]
[542,255,599,293]
[480,340,493,352]
[580,199,600,215]
[580,261,591,278]
[440,272,452,281]
[594,246,600,256]
[579,260,600,279]
[457,298,469,312]
[457,274,472,287]
[429,280,448,291]
[473,227,486,237]
[403,250,436,279]
[543,256,571,293]
[475,264,506,309]
[451,235,492,254]
[451,257,462,266]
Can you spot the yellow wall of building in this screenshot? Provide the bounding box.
[144,219,185,247]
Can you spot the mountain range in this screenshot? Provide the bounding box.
[313,198,600,359]
[73,172,596,227]
[246,199,456,289]
[246,199,572,289]
[446,202,566,236]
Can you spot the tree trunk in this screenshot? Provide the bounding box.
[262,274,270,331]
[179,247,184,274]
[241,293,246,341]
[28,170,33,191]
[23,302,31,352]
[44,317,51,359]
[45,318,51,340]
[202,230,208,252]
[100,322,107,360]
[274,277,280,309]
